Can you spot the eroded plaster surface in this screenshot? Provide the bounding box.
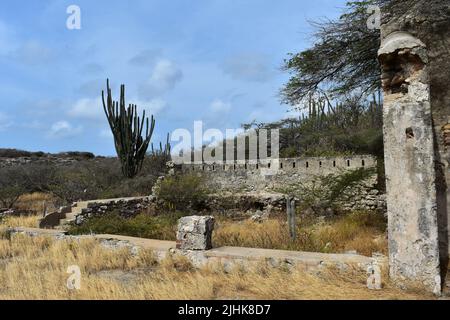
[379,31,441,294]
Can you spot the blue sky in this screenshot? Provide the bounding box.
[0,0,346,156]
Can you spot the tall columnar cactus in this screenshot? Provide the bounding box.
[102,79,155,178]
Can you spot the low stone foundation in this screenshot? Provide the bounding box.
[38,196,154,229]
[9,224,385,276]
[74,197,154,224]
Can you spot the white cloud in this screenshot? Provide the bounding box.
[129,49,162,66]
[139,59,183,98]
[48,121,82,138]
[210,99,231,113]
[151,59,182,87]
[68,97,167,120]
[141,98,168,116]
[68,97,104,120]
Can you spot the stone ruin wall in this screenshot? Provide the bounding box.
[176,155,385,213]
[378,0,450,294]
[71,197,154,226]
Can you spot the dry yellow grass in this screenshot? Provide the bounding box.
[3,210,387,258]
[0,221,432,300]
[0,203,429,299]
[1,215,40,228]
[14,192,58,214]
[2,192,57,229]
[214,212,388,257]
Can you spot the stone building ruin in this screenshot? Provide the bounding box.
[176,155,385,213]
[16,0,450,296]
[378,0,450,294]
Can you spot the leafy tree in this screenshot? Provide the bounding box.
[243,93,383,158]
[280,1,393,105]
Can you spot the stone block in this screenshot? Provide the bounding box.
[176,216,215,250]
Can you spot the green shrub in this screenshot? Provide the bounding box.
[67,212,183,240]
[155,174,209,210]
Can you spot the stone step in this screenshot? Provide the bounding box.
[50,196,152,229]
[66,211,77,218]
[59,218,76,226]
[75,202,89,209]
[70,207,83,215]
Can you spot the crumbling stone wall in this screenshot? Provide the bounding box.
[179,155,376,192]
[175,155,385,213]
[379,0,450,294]
[334,175,386,213]
[72,197,154,225]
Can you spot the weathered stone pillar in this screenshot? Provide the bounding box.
[378,0,450,295]
[379,31,441,294]
[176,216,215,250]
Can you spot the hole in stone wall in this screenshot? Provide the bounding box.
[379,49,425,95]
[347,160,351,167]
[292,162,296,168]
[202,165,205,171]
[256,164,259,169]
[362,160,365,167]
[406,127,415,139]
[223,165,226,170]
[233,164,236,170]
[280,163,283,169]
[245,164,247,169]
[212,165,215,171]
[333,161,336,167]
[319,161,322,167]
[268,163,271,169]
[306,162,309,168]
